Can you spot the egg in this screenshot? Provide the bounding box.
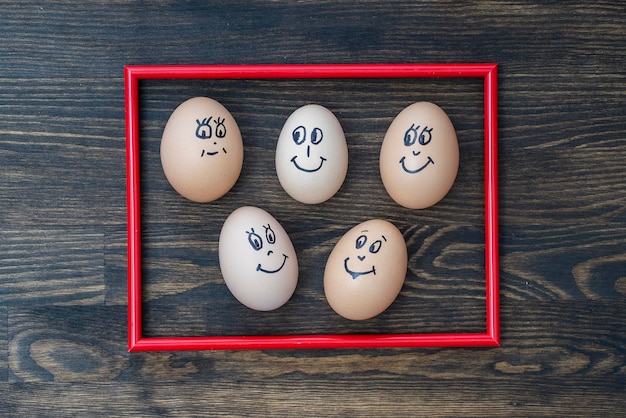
[219,206,298,311]
[160,97,243,203]
[275,104,348,204]
[324,219,407,320]
[380,101,459,209]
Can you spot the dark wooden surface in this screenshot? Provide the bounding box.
[1,1,625,416]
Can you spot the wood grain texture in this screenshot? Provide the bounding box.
[1,0,625,415]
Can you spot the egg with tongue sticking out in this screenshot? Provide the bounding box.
[324,219,407,320]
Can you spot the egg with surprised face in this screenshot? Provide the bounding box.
[275,104,348,204]
[324,219,407,320]
[160,97,243,203]
[380,101,459,209]
[219,206,298,311]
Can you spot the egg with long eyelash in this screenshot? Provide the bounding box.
[324,219,407,320]
[219,206,298,311]
[160,97,243,203]
[380,101,459,209]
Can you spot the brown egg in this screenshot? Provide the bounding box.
[380,102,459,209]
[160,97,243,203]
[324,219,407,320]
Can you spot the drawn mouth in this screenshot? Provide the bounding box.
[201,148,227,157]
[290,156,327,173]
[257,254,288,274]
[399,156,434,174]
[343,257,376,280]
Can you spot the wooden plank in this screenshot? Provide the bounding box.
[0,307,6,383]
[0,0,625,415]
[0,230,104,306]
[7,300,624,382]
[0,378,624,416]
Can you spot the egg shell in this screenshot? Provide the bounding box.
[380,101,459,209]
[160,97,243,203]
[324,219,407,320]
[219,206,298,311]
[275,104,348,204]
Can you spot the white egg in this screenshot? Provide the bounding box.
[218,206,298,311]
[275,104,348,204]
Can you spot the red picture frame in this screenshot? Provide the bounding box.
[125,63,499,351]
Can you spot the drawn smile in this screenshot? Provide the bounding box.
[290,156,327,173]
[257,254,288,274]
[343,257,376,280]
[400,155,434,174]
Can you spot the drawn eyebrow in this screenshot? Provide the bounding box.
[382,235,387,242]
[361,230,368,233]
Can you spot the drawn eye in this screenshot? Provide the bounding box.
[403,124,419,146]
[247,228,263,251]
[369,240,382,254]
[311,127,323,145]
[195,117,213,139]
[356,235,367,249]
[419,126,432,145]
[214,117,227,138]
[292,126,306,145]
[264,224,276,244]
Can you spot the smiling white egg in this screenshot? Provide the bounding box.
[219,206,298,311]
[275,104,348,204]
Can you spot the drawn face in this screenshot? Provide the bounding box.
[343,230,387,280]
[399,124,434,174]
[160,96,243,203]
[290,125,326,172]
[245,223,289,275]
[275,104,349,204]
[195,115,228,157]
[379,101,459,209]
[219,206,298,311]
[323,219,407,320]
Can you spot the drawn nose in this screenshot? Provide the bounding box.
[307,145,311,158]
[412,150,421,156]
[267,250,273,256]
[358,255,365,261]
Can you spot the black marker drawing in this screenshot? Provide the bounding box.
[214,117,227,138]
[404,124,432,146]
[196,116,228,157]
[247,227,263,251]
[343,232,386,280]
[257,254,288,274]
[290,125,327,172]
[400,124,435,174]
[195,117,213,139]
[246,225,288,274]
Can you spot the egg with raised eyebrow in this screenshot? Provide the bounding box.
[324,219,407,320]
[275,104,348,204]
[380,101,459,209]
[219,206,298,311]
